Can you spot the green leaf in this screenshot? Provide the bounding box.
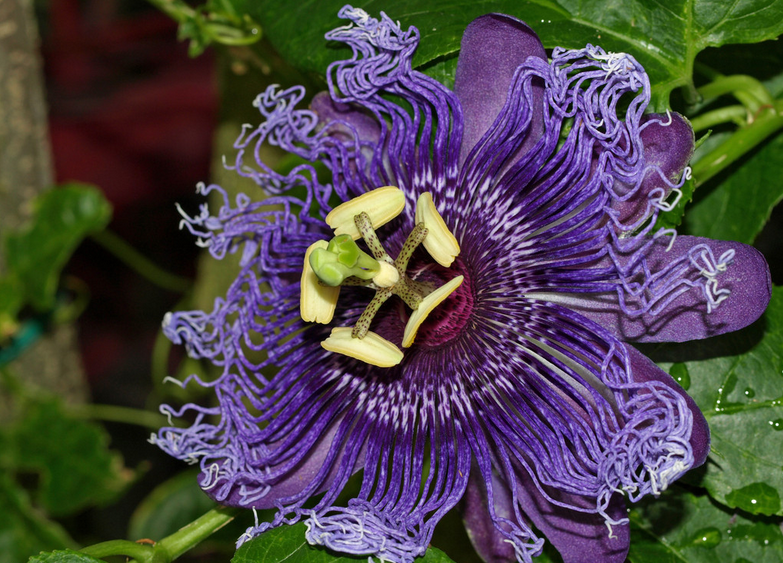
[248,0,783,100]
[1,399,132,517]
[628,488,783,563]
[653,176,696,231]
[4,183,111,311]
[27,550,104,563]
[685,130,783,244]
[0,473,74,563]
[646,286,783,515]
[0,277,23,342]
[129,470,217,541]
[232,522,456,563]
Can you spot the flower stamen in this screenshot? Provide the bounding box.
[325,186,405,239]
[321,327,404,367]
[402,275,464,348]
[300,240,341,323]
[303,189,462,366]
[415,193,460,267]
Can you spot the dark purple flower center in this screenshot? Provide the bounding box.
[407,258,474,348]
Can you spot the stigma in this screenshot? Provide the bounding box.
[300,187,462,366]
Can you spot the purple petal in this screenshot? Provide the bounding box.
[626,344,710,467]
[462,470,518,563]
[310,91,381,145]
[200,417,365,509]
[547,236,771,342]
[454,14,546,166]
[611,112,694,226]
[514,473,630,563]
[462,467,629,563]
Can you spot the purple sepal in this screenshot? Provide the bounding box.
[199,418,366,510]
[550,236,771,342]
[514,473,630,563]
[462,469,523,563]
[610,112,694,225]
[462,467,629,563]
[454,14,546,167]
[310,91,381,145]
[626,344,710,466]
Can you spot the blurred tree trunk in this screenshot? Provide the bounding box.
[0,0,86,414]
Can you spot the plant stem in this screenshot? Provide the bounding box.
[91,229,191,293]
[69,403,170,430]
[155,505,240,560]
[697,75,773,113]
[80,506,239,562]
[691,102,783,186]
[81,539,153,562]
[151,327,173,392]
[145,0,195,23]
[690,105,747,132]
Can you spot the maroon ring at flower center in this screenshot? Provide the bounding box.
[408,258,474,348]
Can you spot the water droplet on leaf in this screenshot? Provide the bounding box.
[725,483,781,514]
[689,527,721,548]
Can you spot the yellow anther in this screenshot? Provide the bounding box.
[326,186,405,240]
[321,327,403,367]
[300,241,341,324]
[414,192,460,267]
[402,275,464,348]
[373,261,400,288]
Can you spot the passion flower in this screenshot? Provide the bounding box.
[154,7,771,563]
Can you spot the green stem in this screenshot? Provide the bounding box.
[81,539,153,562]
[91,230,191,293]
[80,507,239,562]
[689,105,747,132]
[145,0,195,23]
[151,327,173,393]
[680,80,701,107]
[145,0,261,48]
[694,61,721,81]
[697,75,773,112]
[206,23,261,45]
[691,102,783,186]
[69,403,170,430]
[155,505,239,560]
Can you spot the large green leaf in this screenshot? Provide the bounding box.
[4,183,111,311]
[27,551,104,563]
[248,0,783,101]
[686,130,783,244]
[0,399,132,517]
[232,522,456,563]
[0,474,74,563]
[646,286,783,515]
[628,488,783,563]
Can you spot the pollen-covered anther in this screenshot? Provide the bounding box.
[321,327,404,367]
[300,240,341,324]
[325,186,405,240]
[415,192,460,267]
[403,275,464,347]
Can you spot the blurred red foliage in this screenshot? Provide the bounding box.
[42,0,217,391]
[45,0,217,210]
